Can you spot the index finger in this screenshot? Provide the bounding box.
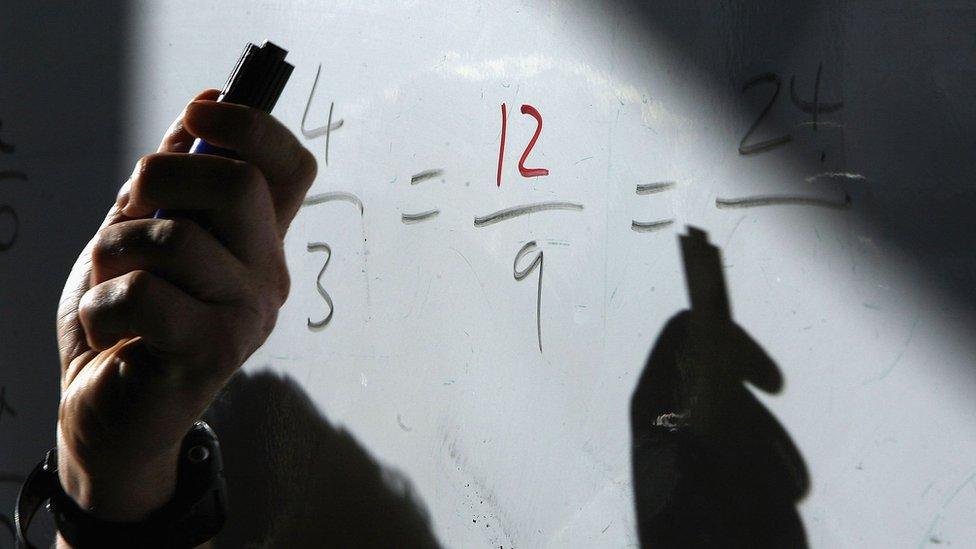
[158,89,221,153]
[183,100,317,236]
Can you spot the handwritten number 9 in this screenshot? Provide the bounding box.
[514,241,544,352]
[307,242,334,331]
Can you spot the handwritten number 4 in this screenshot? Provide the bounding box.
[497,104,549,186]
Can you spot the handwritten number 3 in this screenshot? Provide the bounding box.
[307,242,334,330]
[514,241,544,352]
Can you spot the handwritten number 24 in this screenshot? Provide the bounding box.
[739,65,843,155]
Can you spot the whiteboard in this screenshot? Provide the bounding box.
[3,1,976,547]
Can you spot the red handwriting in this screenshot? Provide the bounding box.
[518,104,549,178]
[496,103,549,185]
[497,103,508,186]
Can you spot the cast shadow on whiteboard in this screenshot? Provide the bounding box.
[203,371,440,548]
[628,1,976,376]
[631,227,810,548]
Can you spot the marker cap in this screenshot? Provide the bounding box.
[157,40,293,220]
[218,40,294,112]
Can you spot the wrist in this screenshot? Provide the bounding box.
[17,423,226,548]
[57,443,180,522]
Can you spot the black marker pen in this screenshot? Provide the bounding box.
[154,40,294,219]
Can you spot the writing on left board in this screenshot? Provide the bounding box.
[0,118,24,252]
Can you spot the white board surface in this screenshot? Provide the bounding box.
[3,1,976,547]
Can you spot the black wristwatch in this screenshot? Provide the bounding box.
[14,421,227,549]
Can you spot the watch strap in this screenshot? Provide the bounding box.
[15,421,226,549]
[14,448,60,549]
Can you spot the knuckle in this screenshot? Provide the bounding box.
[77,288,116,351]
[130,153,168,198]
[242,281,279,337]
[148,219,194,254]
[77,287,100,322]
[91,225,121,265]
[132,154,152,179]
[133,153,164,180]
[292,147,318,185]
[119,270,153,306]
[248,292,279,344]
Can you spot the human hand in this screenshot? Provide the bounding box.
[54,89,316,530]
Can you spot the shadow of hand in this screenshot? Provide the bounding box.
[203,370,440,549]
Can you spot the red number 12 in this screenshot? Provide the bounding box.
[497,103,549,187]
